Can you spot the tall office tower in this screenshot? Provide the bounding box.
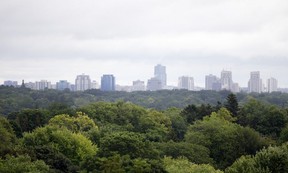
[56,80,70,91]
[248,71,262,93]
[154,64,167,88]
[232,83,240,93]
[147,77,162,91]
[101,74,115,91]
[221,70,233,91]
[35,80,51,90]
[205,74,218,90]
[132,80,145,91]
[178,76,194,90]
[3,80,18,87]
[267,77,278,93]
[75,74,91,91]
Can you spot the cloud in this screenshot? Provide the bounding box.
[0,0,288,87]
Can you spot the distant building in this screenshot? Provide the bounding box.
[101,74,115,91]
[4,80,18,87]
[35,80,51,90]
[24,82,35,89]
[248,71,262,93]
[91,80,100,89]
[75,74,91,91]
[178,76,194,90]
[56,80,70,90]
[147,77,162,91]
[205,74,219,90]
[132,80,145,91]
[267,77,278,93]
[154,64,167,88]
[221,70,233,91]
[232,83,240,93]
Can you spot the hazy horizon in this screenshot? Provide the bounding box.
[1,0,288,87]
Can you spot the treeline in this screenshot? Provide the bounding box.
[1,93,288,172]
[1,85,288,116]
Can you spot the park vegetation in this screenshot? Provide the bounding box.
[1,86,288,172]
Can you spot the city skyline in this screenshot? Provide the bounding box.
[1,65,281,92]
[1,0,288,87]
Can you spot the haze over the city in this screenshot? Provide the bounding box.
[1,0,288,87]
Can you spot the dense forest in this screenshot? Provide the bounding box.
[1,86,288,172]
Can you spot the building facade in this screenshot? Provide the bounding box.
[35,80,51,90]
[205,74,219,90]
[101,74,115,91]
[56,80,70,90]
[75,74,91,91]
[178,76,194,90]
[267,77,278,93]
[248,71,262,93]
[147,77,162,91]
[132,80,145,91]
[154,64,167,88]
[221,70,233,91]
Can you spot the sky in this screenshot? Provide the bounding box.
[1,0,288,87]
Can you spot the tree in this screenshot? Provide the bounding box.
[185,108,267,169]
[98,131,158,159]
[0,117,17,157]
[21,125,98,166]
[163,156,223,173]
[226,143,288,173]
[0,155,49,173]
[225,93,239,117]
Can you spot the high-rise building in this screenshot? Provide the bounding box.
[248,71,262,93]
[221,70,233,91]
[147,77,162,91]
[132,80,145,91]
[3,80,18,87]
[91,80,100,89]
[205,74,219,90]
[178,76,194,90]
[267,77,278,93]
[101,74,115,91]
[154,64,167,88]
[35,80,51,90]
[56,80,70,91]
[75,74,91,91]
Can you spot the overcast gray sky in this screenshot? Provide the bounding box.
[1,0,288,87]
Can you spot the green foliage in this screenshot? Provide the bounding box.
[224,93,239,117]
[238,99,288,138]
[99,131,158,159]
[7,109,50,133]
[163,156,223,173]
[0,155,49,173]
[21,125,98,165]
[226,143,288,173]
[156,141,213,164]
[185,108,267,169]
[164,108,188,141]
[180,104,218,124]
[0,117,17,157]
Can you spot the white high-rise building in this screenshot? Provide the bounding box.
[154,64,167,88]
[35,80,51,90]
[178,76,194,90]
[248,71,262,93]
[75,74,91,91]
[132,80,145,91]
[221,70,233,91]
[147,77,162,91]
[267,77,278,93]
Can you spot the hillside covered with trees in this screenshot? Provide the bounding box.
[1,86,288,172]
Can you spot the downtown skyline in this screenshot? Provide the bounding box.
[1,0,288,87]
[1,64,281,92]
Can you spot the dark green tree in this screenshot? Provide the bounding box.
[225,93,239,117]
